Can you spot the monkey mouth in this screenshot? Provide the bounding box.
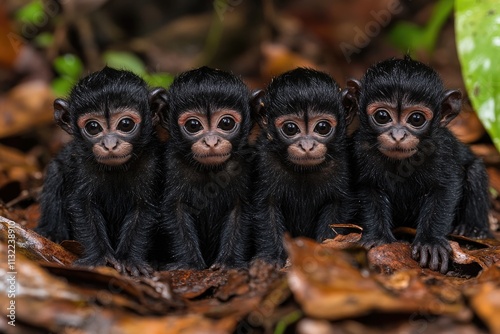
[288,155,325,166]
[379,147,417,160]
[96,154,132,166]
[194,153,231,165]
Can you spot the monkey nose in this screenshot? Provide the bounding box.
[299,139,315,152]
[102,136,119,151]
[390,128,407,142]
[204,135,220,147]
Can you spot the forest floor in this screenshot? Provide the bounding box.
[0,0,499,333]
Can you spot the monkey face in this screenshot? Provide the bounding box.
[274,112,337,167]
[178,109,242,166]
[366,103,433,160]
[77,109,142,166]
[349,57,463,163]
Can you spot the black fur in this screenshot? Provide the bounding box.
[252,68,354,266]
[36,67,165,276]
[159,66,252,269]
[351,57,492,273]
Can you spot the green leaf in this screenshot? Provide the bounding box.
[51,77,75,97]
[15,0,44,25]
[34,32,54,48]
[455,0,500,151]
[389,0,453,54]
[53,54,83,79]
[388,22,424,53]
[103,51,147,76]
[273,310,302,334]
[143,73,174,88]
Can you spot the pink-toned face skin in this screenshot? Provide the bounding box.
[178,109,242,166]
[367,103,433,160]
[274,112,337,167]
[78,109,142,166]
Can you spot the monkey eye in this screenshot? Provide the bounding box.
[184,118,203,133]
[314,121,333,136]
[84,121,103,136]
[373,109,392,125]
[117,118,136,133]
[282,122,300,136]
[407,112,426,128]
[218,116,237,131]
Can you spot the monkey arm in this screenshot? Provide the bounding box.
[115,202,155,276]
[453,157,493,239]
[36,159,72,242]
[253,197,287,266]
[70,194,118,269]
[359,187,396,248]
[213,199,251,268]
[411,185,459,274]
[162,198,206,270]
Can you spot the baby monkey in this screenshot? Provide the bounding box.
[36,67,167,276]
[347,57,492,273]
[252,68,354,266]
[158,67,253,269]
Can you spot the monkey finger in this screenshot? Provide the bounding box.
[476,229,494,239]
[439,248,450,274]
[210,263,223,271]
[137,264,154,277]
[428,248,441,272]
[105,256,123,273]
[452,223,467,236]
[129,266,141,277]
[411,245,421,260]
[418,245,430,268]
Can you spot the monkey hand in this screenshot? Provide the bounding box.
[452,223,493,239]
[122,259,154,277]
[209,262,226,271]
[411,236,452,274]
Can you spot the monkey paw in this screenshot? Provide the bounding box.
[411,237,452,274]
[122,260,154,277]
[452,223,493,239]
[209,262,225,271]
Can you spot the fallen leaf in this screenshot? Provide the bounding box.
[285,236,467,320]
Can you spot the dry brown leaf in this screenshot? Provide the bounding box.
[0,216,77,264]
[472,144,500,165]
[0,6,21,68]
[448,106,485,143]
[260,43,318,82]
[285,236,466,320]
[0,81,54,138]
[367,242,422,273]
[465,265,500,333]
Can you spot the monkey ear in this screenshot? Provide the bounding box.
[440,89,462,127]
[149,88,168,126]
[54,99,72,135]
[251,89,268,129]
[342,79,362,125]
